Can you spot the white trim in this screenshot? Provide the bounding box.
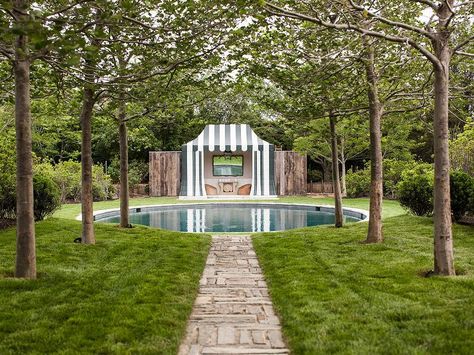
[209,124,215,152]
[186,142,193,196]
[219,124,226,152]
[230,124,237,151]
[241,124,248,151]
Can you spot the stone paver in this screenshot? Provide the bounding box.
[178,235,289,355]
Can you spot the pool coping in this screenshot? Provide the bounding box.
[76,202,370,229]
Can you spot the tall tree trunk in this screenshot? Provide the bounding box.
[432,2,454,275]
[363,38,384,243]
[118,98,130,228]
[330,113,343,228]
[14,4,36,278]
[340,136,347,197]
[80,84,96,244]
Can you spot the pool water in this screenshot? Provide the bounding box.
[95,204,365,233]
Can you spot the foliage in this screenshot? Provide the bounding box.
[0,114,16,219]
[0,219,211,354]
[346,168,371,198]
[450,119,474,176]
[33,173,61,221]
[397,164,434,216]
[346,160,424,199]
[35,161,114,203]
[108,159,149,188]
[253,215,474,354]
[450,171,474,221]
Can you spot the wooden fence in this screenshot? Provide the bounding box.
[307,182,334,194]
[149,151,181,197]
[274,151,307,195]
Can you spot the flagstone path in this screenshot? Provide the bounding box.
[178,235,289,355]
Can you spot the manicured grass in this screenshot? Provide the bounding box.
[0,219,211,354]
[253,216,474,354]
[54,196,405,220]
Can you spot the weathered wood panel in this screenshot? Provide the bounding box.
[149,151,181,196]
[275,151,307,196]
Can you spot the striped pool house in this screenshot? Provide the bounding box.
[179,124,277,198]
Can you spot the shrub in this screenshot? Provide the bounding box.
[108,159,148,188]
[0,134,17,219]
[450,170,474,221]
[346,168,371,197]
[397,165,434,216]
[33,173,61,221]
[35,161,115,202]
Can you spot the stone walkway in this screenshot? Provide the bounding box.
[178,235,289,355]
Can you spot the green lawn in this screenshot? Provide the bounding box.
[253,215,474,354]
[53,196,405,220]
[4,196,461,354]
[0,219,210,354]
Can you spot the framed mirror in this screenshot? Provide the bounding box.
[213,155,243,176]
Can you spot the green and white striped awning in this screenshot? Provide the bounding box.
[180,124,276,198]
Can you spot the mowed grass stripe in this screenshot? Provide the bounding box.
[0,219,211,354]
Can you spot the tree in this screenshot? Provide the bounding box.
[265,0,474,275]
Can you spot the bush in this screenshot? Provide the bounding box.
[397,165,434,216]
[108,159,148,188]
[346,168,371,198]
[35,161,115,202]
[33,173,61,221]
[0,134,17,219]
[450,170,474,221]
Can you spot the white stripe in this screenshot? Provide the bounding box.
[219,124,226,152]
[197,129,204,152]
[251,208,256,232]
[251,130,259,151]
[256,149,261,196]
[195,150,201,196]
[187,209,193,232]
[230,124,237,151]
[209,124,215,152]
[250,151,255,196]
[263,142,270,196]
[257,208,262,232]
[195,209,200,232]
[201,209,206,232]
[201,151,206,197]
[187,142,193,196]
[241,124,248,151]
[263,208,270,232]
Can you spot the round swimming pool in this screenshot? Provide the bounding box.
[94,203,368,233]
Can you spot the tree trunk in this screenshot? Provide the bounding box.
[330,113,343,228]
[118,98,130,228]
[340,136,347,197]
[431,2,454,275]
[80,85,96,244]
[363,37,384,243]
[14,17,36,278]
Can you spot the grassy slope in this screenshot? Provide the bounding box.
[0,219,210,354]
[253,216,474,354]
[54,196,405,220]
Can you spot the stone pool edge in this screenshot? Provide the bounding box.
[75,202,370,225]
